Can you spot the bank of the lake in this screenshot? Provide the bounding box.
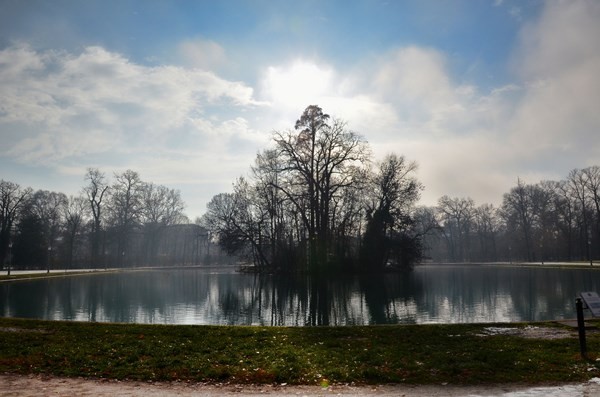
[1,317,600,386]
[2,261,598,280]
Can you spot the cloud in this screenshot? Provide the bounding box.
[177,38,227,71]
[0,44,262,165]
[0,44,270,217]
[355,1,600,206]
[372,47,453,107]
[516,1,600,79]
[508,0,600,168]
[368,46,480,139]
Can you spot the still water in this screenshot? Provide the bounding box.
[1,265,599,326]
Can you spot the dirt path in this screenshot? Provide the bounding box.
[2,374,600,397]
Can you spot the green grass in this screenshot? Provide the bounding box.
[1,318,600,385]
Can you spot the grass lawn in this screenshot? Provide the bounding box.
[1,317,599,385]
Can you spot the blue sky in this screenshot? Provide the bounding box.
[1,0,599,219]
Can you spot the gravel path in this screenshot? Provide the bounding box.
[2,374,600,397]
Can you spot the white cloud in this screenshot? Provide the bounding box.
[0,44,262,165]
[359,1,600,206]
[363,46,490,142]
[516,1,600,79]
[508,0,600,166]
[177,38,227,71]
[372,47,453,106]
[0,44,270,217]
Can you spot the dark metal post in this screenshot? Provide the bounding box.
[47,246,51,273]
[576,298,587,359]
[7,242,12,276]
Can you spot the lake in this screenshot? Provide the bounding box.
[1,265,599,326]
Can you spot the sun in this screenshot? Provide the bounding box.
[261,60,334,110]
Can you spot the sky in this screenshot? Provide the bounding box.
[1,0,599,220]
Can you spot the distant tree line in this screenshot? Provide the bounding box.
[0,169,224,272]
[202,105,425,274]
[3,106,598,273]
[421,167,600,264]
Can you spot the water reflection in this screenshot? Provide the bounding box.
[1,265,599,325]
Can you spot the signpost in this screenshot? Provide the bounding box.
[576,292,600,359]
[580,292,600,317]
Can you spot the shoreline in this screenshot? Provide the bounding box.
[419,261,598,269]
[2,260,597,277]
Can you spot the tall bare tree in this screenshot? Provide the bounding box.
[108,169,143,266]
[140,183,185,226]
[0,180,31,270]
[273,105,370,270]
[583,166,600,258]
[83,168,109,267]
[62,195,88,269]
[437,196,475,262]
[139,182,185,264]
[30,190,68,249]
[567,169,593,261]
[28,190,68,271]
[554,180,577,260]
[500,179,558,262]
[362,154,422,270]
[252,149,288,268]
[473,203,499,262]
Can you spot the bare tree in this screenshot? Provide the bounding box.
[272,105,370,270]
[83,168,109,267]
[567,169,593,261]
[554,180,578,260]
[203,193,236,241]
[252,149,289,268]
[413,206,441,259]
[28,190,68,271]
[0,180,31,271]
[139,182,185,265]
[500,179,558,262]
[473,203,499,262]
[140,183,185,226]
[202,188,263,266]
[583,166,600,259]
[62,195,88,269]
[437,196,475,262]
[31,190,68,251]
[533,181,560,262]
[108,169,143,267]
[362,154,422,270]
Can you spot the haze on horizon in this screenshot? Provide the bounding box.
[1,0,599,220]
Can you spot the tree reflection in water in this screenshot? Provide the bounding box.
[1,266,599,325]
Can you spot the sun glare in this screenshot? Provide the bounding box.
[262,60,334,109]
